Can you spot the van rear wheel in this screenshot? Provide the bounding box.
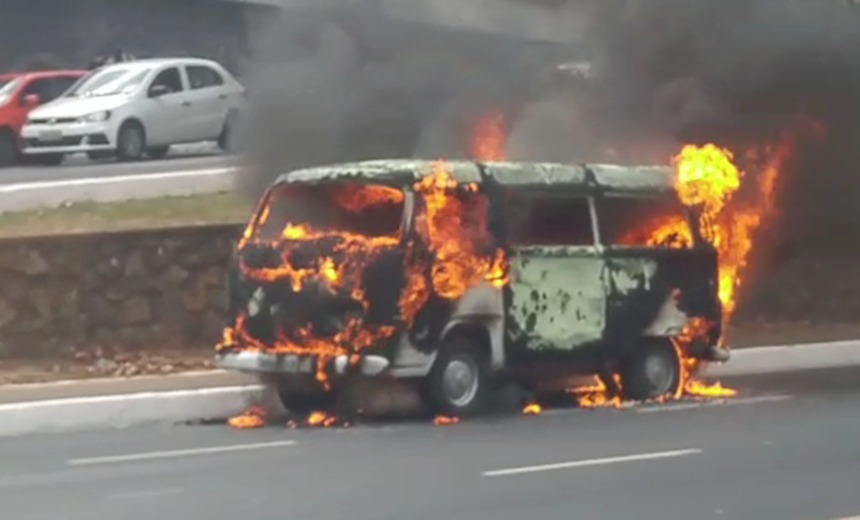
[620,339,681,401]
[424,337,489,417]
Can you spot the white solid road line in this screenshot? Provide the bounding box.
[67,440,296,466]
[0,167,235,192]
[482,448,702,477]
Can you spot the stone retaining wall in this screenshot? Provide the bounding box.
[0,223,852,360]
[0,225,241,359]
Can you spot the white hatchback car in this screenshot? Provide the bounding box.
[19,57,245,163]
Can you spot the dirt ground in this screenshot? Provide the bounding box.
[0,321,857,385]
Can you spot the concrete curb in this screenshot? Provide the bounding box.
[1,340,859,437]
[0,385,262,437]
[704,339,860,377]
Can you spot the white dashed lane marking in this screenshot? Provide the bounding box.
[67,440,296,466]
[482,448,702,477]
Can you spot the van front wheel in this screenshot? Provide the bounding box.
[424,337,489,417]
[620,339,681,401]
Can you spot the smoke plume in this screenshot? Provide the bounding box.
[236,0,860,248]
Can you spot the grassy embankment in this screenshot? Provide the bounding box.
[0,193,251,237]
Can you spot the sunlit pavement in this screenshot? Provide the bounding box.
[0,367,858,520]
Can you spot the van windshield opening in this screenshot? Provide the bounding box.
[597,194,695,248]
[252,183,405,241]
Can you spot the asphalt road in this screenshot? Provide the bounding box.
[0,146,234,185]
[0,368,859,520]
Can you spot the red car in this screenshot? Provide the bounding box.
[0,69,87,166]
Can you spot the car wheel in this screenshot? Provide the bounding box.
[30,153,64,166]
[424,336,489,417]
[620,339,681,401]
[217,110,236,153]
[0,132,17,168]
[146,146,170,160]
[116,121,146,161]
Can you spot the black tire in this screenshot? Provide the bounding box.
[217,111,236,153]
[116,121,146,161]
[0,131,17,167]
[146,146,170,160]
[424,336,489,417]
[276,384,334,416]
[620,339,681,401]
[30,153,64,166]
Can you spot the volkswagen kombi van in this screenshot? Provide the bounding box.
[216,160,727,416]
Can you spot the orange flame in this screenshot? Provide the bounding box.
[220,162,509,390]
[569,374,624,409]
[570,140,791,405]
[227,406,266,429]
[307,410,339,428]
[522,403,543,415]
[470,111,506,161]
[433,415,461,426]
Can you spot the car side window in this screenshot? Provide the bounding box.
[503,190,594,246]
[186,65,224,90]
[50,76,80,100]
[150,67,183,94]
[20,78,54,105]
[595,195,694,249]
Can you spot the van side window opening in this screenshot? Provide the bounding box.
[597,194,694,248]
[503,190,594,246]
[253,183,405,241]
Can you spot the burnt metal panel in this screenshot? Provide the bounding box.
[507,247,606,351]
[602,248,721,349]
[588,164,675,194]
[274,159,482,186]
[482,161,588,187]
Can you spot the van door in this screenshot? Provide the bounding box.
[592,193,721,347]
[501,189,606,351]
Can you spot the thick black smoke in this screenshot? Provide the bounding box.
[236,0,860,248]
[578,0,860,255]
[233,1,579,198]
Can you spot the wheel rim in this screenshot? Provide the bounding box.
[441,356,479,407]
[643,352,675,396]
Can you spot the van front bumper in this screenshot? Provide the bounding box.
[215,349,391,376]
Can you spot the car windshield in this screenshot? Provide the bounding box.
[66,67,152,97]
[252,183,406,241]
[0,77,21,104]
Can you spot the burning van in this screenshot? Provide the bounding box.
[216,159,728,416]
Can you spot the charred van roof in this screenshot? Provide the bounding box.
[277,160,483,185]
[274,159,675,195]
